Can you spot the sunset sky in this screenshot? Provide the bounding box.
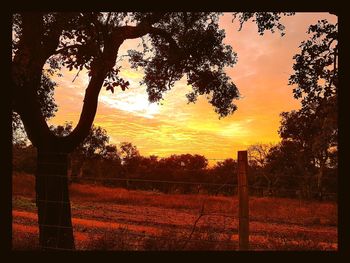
[48,12,337,160]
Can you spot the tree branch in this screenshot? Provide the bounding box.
[12,13,54,147]
[41,13,78,62]
[181,203,205,250]
[62,37,124,151]
[53,44,84,55]
[111,20,180,53]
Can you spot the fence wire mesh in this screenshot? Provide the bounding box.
[12,160,338,251]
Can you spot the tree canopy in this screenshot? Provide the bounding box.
[281,20,338,164]
[50,122,110,158]
[289,20,337,107]
[277,19,338,196]
[12,12,295,152]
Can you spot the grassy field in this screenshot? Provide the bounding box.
[12,173,338,251]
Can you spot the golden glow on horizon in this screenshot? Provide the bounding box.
[48,13,337,160]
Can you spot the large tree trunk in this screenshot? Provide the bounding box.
[36,150,75,250]
[13,14,126,250]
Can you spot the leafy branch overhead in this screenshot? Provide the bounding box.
[277,19,338,195]
[232,12,295,36]
[283,20,338,156]
[17,12,294,120]
[289,20,338,107]
[12,12,294,149]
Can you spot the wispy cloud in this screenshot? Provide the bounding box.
[49,12,337,160]
[99,91,160,119]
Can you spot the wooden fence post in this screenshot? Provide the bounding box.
[237,150,249,250]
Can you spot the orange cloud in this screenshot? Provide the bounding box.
[48,12,337,160]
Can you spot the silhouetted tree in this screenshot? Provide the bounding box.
[281,20,338,197]
[119,142,140,161]
[247,143,275,193]
[158,154,207,170]
[50,122,73,137]
[101,144,120,161]
[75,125,109,158]
[50,122,110,158]
[118,142,140,188]
[50,122,111,178]
[211,159,237,183]
[12,12,292,249]
[265,140,315,197]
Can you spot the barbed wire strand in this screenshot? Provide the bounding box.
[15,166,337,250]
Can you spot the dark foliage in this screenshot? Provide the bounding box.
[277,20,338,197]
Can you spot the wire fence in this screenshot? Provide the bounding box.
[65,170,337,200]
[12,155,338,251]
[13,176,242,250]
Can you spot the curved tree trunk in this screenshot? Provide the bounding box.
[13,13,147,250]
[36,150,75,250]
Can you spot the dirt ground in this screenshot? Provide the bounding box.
[12,174,337,251]
[12,195,337,251]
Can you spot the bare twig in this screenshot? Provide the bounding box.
[72,69,82,83]
[181,203,205,250]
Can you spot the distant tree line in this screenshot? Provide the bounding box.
[13,122,337,199]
